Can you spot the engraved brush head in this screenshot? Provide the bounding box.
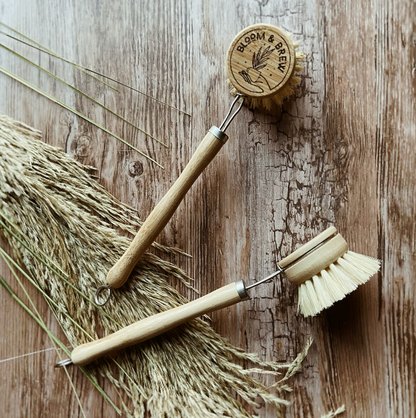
[226,23,305,110]
[278,227,381,317]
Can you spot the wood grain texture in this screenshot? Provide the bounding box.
[0,0,415,417]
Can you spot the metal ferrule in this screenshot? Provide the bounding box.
[235,280,250,300]
[209,126,228,144]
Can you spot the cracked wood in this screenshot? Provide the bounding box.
[0,0,415,417]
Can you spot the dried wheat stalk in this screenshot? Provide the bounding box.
[0,113,310,417]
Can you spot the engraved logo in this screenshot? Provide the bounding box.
[228,29,294,96]
[239,46,274,93]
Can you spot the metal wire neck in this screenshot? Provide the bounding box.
[245,265,284,290]
[219,94,246,132]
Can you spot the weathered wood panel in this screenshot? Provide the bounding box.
[0,0,415,416]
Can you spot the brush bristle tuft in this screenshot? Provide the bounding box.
[298,251,381,317]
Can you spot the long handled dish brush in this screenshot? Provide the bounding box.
[57,226,380,367]
[0,113,312,417]
[100,23,305,303]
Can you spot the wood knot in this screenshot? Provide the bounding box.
[128,161,144,177]
[59,111,74,125]
[73,136,91,157]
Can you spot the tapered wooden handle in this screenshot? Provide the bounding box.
[71,281,247,366]
[106,127,228,288]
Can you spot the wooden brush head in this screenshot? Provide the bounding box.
[226,23,302,109]
[279,227,349,286]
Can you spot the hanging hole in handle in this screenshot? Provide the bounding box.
[94,284,112,306]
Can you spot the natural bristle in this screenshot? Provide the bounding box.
[297,251,381,317]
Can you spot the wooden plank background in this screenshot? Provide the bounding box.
[0,0,415,417]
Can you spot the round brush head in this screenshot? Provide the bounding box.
[279,227,381,317]
[226,23,304,110]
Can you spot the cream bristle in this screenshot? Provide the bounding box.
[299,279,321,316]
[312,274,333,307]
[342,251,381,279]
[320,268,346,301]
[297,251,381,317]
[328,263,358,295]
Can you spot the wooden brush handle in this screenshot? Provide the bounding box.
[106,127,228,289]
[71,281,248,366]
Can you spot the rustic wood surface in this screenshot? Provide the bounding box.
[0,0,415,417]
